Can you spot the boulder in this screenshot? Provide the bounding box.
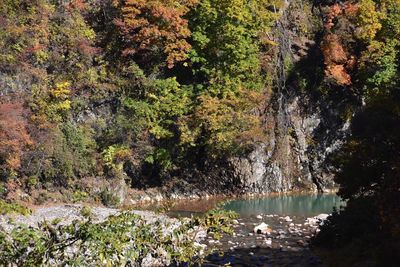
[306,213,330,226]
[316,213,329,225]
[254,222,272,235]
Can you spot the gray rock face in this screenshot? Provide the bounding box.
[227,0,350,193]
[230,94,349,193]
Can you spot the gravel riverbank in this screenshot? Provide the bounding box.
[0,204,174,232]
[198,213,327,266]
[0,205,327,266]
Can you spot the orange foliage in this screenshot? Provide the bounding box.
[325,4,344,30]
[0,102,32,171]
[68,0,87,11]
[326,64,352,85]
[77,39,102,57]
[321,34,347,65]
[114,0,197,68]
[324,2,359,29]
[344,3,359,16]
[320,1,362,86]
[321,34,352,85]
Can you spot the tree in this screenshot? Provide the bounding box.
[177,0,280,157]
[113,0,197,68]
[315,0,400,263]
[0,102,32,177]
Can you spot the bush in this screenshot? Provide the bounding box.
[0,209,237,266]
[0,200,31,215]
[192,207,238,240]
[99,189,120,207]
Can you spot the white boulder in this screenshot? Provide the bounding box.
[254,222,272,235]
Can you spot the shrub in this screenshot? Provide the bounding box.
[0,200,31,215]
[0,209,237,266]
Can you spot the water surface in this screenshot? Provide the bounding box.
[222,194,345,217]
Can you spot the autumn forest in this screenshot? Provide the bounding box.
[1,0,400,265]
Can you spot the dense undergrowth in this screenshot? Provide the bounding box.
[0,207,238,266]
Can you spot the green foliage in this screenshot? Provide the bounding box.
[145,148,174,172]
[72,190,89,203]
[193,207,238,240]
[146,78,192,140]
[0,200,31,216]
[189,0,280,94]
[19,122,97,187]
[183,90,265,156]
[27,176,38,189]
[0,209,236,266]
[80,206,93,218]
[356,0,383,41]
[99,189,121,207]
[102,145,131,173]
[174,0,281,157]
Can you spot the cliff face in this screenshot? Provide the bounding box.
[230,91,349,193]
[228,0,350,193]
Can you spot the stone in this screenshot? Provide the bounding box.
[278,230,287,235]
[316,213,329,225]
[306,213,330,227]
[256,215,263,220]
[297,240,306,246]
[284,216,292,222]
[316,213,329,221]
[194,229,207,242]
[254,223,272,235]
[305,217,318,225]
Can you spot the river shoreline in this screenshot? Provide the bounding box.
[127,189,340,215]
[0,203,329,266]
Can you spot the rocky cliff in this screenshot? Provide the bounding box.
[228,0,351,193]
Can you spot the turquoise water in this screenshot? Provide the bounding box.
[222,194,345,217]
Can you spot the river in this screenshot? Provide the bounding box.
[166,193,344,266]
[164,193,344,218]
[222,194,344,217]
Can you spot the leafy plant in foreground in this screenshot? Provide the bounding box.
[0,208,238,266]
